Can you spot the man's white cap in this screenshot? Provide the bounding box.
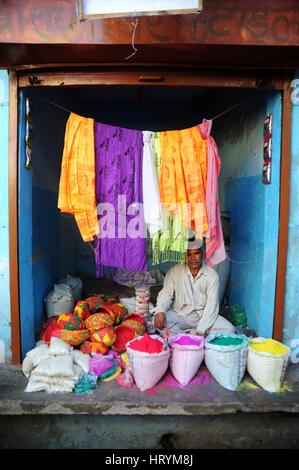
[187,230,203,250]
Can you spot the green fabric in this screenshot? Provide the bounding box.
[209,335,244,346]
[98,362,118,379]
[152,208,188,265]
[152,132,161,178]
[74,372,97,395]
[151,133,188,265]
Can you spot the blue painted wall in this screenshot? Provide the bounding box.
[31,96,69,339]
[19,92,70,356]
[259,92,281,337]
[214,92,281,336]
[18,91,35,357]
[32,188,60,330]
[0,70,11,362]
[284,75,299,347]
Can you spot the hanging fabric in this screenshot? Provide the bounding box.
[198,119,226,267]
[151,207,188,265]
[158,126,209,238]
[58,113,98,242]
[142,131,162,235]
[58,111,225,272]
[94,122,147,275]
[152,131,161,178]
[150,132,188,265]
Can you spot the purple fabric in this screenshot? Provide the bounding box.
[95,122,147,275]
[89,354,114,376]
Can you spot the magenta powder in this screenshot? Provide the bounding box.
[174,336,201,346]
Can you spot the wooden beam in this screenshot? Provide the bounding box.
[8,71,21,364]
[273,78,292,341]
[18,70,285,89]
[0,0,299,46]
[2,44,299,70]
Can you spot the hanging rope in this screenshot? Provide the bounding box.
[36,91,254,125]
[123,18,139,61]
[37,96,72,114]
[209,95,253,121]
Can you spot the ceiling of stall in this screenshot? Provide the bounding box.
[27,85,259,131]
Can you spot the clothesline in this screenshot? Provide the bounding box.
[209,95,253,121]
[36,95,253,123]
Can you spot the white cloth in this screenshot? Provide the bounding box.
[187,229,203,249]
[153,263,221,333]
[142,131,162,235]
[164,310,235,335]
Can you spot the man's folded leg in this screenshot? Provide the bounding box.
[208,315,235,335]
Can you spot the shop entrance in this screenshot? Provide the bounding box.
[10,71,290,362]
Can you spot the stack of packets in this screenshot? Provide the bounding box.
[135,286,150,318]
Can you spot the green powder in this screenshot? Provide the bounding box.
[209,336,244,346]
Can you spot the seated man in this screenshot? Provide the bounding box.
[153,238,234,336]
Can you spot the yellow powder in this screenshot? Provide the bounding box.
[279,382,294,393]
[238,380,260,392]
[250,338,288,355]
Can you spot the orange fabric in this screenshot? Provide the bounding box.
[158,126,208,237]
[58,113,99,241]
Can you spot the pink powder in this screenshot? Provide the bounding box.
[146,387,157,394]
[129,333,163,353]
[173,336,202,346]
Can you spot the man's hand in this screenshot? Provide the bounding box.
[154,312,167,330]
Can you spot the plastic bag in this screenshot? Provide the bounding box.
[26,343,50,367]
[229,303,248,328]
[49,337,73,356]
[45,283,75,318]
[71,350,90,373]
[59,275,82,302]
[31,354,74,378]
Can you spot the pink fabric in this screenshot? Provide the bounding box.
[197,120,226,267]
[174,336,201,346]
[116,369,134,388]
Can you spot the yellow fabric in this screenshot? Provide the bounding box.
[58,113,98,242]
[250,338,288,355]
[121,352,130,367]
[101,365,122,382]
[158,126,208,237]
[151,133,188,264]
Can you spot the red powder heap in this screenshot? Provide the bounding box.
[129,333,163,353]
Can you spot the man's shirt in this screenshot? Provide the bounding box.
[153,262,219,333]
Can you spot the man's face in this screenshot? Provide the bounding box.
[186,248,202,271]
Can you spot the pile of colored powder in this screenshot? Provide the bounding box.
[129,333,163,353]
[173,336,201,346]
[209,335,244,346]
[250,338,288,355]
